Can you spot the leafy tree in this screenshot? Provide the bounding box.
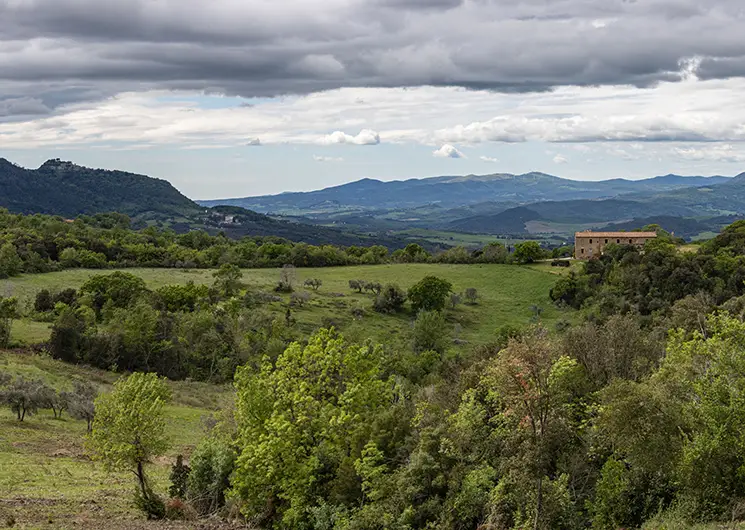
[0,377,47,421]
[34,289,55,313]
[373,283,406,313]
[513,241,545,264]
[89,372,172,518]
[364,281,383,295]
[67,381,97,432]
[408,276,453,312]
[349,279,365,293]
[0,242,23,277]
[232,329,391,528]
[303,278,322,291]
[0,297,19,348]
[187,437,236,515]
[412,310,449,354]
[154,282,209,312]
[479,241,509,264]
[212,264,243,297]
[79,272,147,312]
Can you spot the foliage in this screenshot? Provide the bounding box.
[0,376,50,421]
[513,241,546,264]
[187,437,236,515]
[232,329,392,528]
[212,264,243,297]
[89,372,172,518]
[407,275,453,313]
[0,296,19,348]
[168,455,191,499]
[304,278,323,291]
[412,310,449,354]
[464,287,478,305]
[373,283,406,314]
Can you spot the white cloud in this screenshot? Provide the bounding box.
[4,76,745,156]
[553,154,569,164]
[433,144,464,158]
[480,156,499,162]
[318,129,380,145]
[313,155,344,162]
[673,144,745,163]
[246,137,261,146]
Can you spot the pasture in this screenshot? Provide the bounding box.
[1,263,575,347]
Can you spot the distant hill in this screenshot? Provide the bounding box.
[0,158,422,249]
[0,158,201,220]
[447,174,745,236]
[199,172,731,213]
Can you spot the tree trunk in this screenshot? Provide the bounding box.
[20,407,26,421]
[534,476,543,530]
[136,461,148,500]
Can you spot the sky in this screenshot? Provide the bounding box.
[2,0,745,199]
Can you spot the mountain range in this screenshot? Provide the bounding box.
[198,172,732,213]
[200,171,745,240]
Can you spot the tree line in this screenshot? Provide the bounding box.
[0,209,565,279]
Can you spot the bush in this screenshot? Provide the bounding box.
[373,284,406,313]
[304,278,323,291]
[169,455,191,499]
[408,276,453,312]
[412,310,449,354]
[290,291,311,307]
[464,287,479,305]
[187,438,236,515]
[34,289,55,313]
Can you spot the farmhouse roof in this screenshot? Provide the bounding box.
[574,231,658,238]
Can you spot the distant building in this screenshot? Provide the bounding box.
[574,231,657,259]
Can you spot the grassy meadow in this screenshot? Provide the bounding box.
[1,263,576,347]
[0,350,231,529]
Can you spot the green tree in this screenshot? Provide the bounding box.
[232,329,391,528]
[212,264,244,297]
[0,242,23,277]
[0,296,19,348]
[373,283,406,313]
[80,271,147,312]
[187,437,236,515]
[408,276,453,312]
[89,372,172,518]
[412,310,449,354]
[0,376,47,421]
[513,241,545,264]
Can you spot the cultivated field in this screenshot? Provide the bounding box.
[1,263,576,347]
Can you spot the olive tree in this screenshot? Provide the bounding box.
[89,372,171,518]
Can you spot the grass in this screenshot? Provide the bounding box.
[0,350,231,528]
[1,263,576,347]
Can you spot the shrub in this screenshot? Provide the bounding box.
[290,291,311,307]
[275,265,297,293]
[34,289,55,313]
[407,276,453,313]
[349,279,365,293]
[464,287,479,305]
[304,278,323,291]
[169,455,191,499]
[373,284,406,314]
[412,310,449,354]
[187,438,236,515]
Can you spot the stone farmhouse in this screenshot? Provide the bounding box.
[574,231,657,259]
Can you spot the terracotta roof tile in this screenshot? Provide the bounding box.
[574,231,658,238]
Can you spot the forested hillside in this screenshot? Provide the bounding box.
[0,158,200,220]
[4,219,745,528]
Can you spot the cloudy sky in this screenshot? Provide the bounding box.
[2,0,745,199]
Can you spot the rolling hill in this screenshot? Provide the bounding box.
[0,158,420,248]
[0,158,201,220]
[199,172,731,213]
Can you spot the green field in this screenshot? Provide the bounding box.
[1,264,575,348]
[0,351,230,529]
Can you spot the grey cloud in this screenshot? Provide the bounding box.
[1,0,745,115]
